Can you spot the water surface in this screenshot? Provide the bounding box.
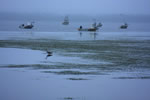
[0,19,150,100]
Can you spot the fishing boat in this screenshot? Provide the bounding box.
[78,21,100,32]
[120,14,128,29]
[78,26,98,31]
[120,23,128,29]
[19,22,34,29]
[62,16,69,25]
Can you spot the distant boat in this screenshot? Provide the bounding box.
[78,25,98,31]
[119,14,128,29]
[120,23,128,29]
[62,16,69,25]
[78,20,101,32]
[19,22,34,29]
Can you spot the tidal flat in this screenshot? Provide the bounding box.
[0,32,150,100]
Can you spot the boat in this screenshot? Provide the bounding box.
[62,16,69,25]
[19,22,34,29]
[78,20,100,32]
[78,26,97,31]
[119,14,128,29]
[120,23,128,29]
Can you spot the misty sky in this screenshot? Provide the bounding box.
[0,0,150,15]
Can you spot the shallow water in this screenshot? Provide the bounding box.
[1,31,150,41]
[0,68,150,100]
[0,20,150,100]
[0,47,106,65]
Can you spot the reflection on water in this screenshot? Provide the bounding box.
[58,97,87,100]
[79,32,82,37]
[20,29,34,35]
[1,31,150,41]
[89,32,97,40]
[79,32,98,40]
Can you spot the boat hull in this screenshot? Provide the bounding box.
[78,28,97,31]
[120,25,128,29]
[19,24,33,29]
[62,22,69,25]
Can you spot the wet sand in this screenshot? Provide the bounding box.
[0,31,150,100]
[0,68,150,100]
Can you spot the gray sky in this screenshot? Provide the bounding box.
[0,0,150,15]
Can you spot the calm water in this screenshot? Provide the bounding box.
[1,19,150,32]
[0,19,150,100]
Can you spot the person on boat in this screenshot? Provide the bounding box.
[80,26,82,29]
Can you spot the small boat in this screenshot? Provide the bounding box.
[19,22,34,29]
[78,20,101,32]
[78,26,97,31]
[120,23,128,29]
[62,16,69,25]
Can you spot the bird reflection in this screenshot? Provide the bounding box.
[45,50,53,59]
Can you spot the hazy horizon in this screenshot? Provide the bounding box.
[0,12,150,23]
[1,0,150,23]
[1,0,150,15]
